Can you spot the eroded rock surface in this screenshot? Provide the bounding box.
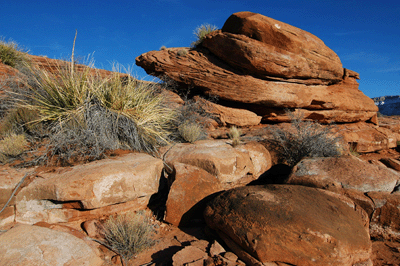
[204,185,372,266]
[136,12,378,124]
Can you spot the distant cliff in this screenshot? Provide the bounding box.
[373,95,400,116]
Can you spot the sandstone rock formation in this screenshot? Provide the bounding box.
[287,156,400,193]
[15,153,163,224]
[204,185,372,266]
[136,11,378,124]
[0,224,103,266]
[163,140,271,186]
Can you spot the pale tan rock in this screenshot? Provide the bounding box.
[172,246,208,266]
[15,153,163,224]
[0,224,103,266]
[209,240,226,257]
[163,140,271,186]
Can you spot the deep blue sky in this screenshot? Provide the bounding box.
[1,0,399,98]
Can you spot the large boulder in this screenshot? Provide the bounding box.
[204,185,372,266]
[0,224,103,266]
[15,153,163,224]
[163,140,271,187]
[203,11,343,85]
[165,162,223,227]
[136,12,378,124]
[287,156,400,193]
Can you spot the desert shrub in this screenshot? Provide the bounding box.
[0,39,29,68]
[178,121,205,143]
[104,211,156,264]
[160,45,167,50]
[0,107,45,136]
[174,97,210,142]
[228,126,241,147]
[269,110,342,167]
[191,24,218,47]
[177,49,188,56]
[15,60,177,164]
[0,133,27,163]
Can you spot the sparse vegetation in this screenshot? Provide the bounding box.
[0,39,29,68]
[0,133,27,163]
[191,24,218,47]
[12,58,177,165]
[178,121,205,143]
[177,49,188,56]
[104,211,156,265]
[269,110,342,167]
[160,45,167,51]
[229,126,241,147]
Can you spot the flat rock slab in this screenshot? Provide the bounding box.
[15,153,163,224]
[288,156,400,193]
[0,224,103,266]
[164,140,271,186]
[204,185,372,266]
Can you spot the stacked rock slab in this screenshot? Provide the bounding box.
[136,11,378,124]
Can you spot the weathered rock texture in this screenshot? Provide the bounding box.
[0,224,103,266]
[288,156,400,193]
[204,185,372,266]
[15,153,163,224]
[136,11,378,124]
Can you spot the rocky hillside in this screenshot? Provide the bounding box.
[1,11,400,266]
[374,95,400,116]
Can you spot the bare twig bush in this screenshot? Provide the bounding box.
[104,211,156,264]
[269,110,342,167]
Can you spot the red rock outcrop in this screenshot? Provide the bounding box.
[204,185,372,266]
[136,11,378,124]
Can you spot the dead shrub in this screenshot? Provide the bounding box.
[104,211,156,264]
[268,110,342,167]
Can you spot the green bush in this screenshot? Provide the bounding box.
[269,110,342,167]
[104,211,156,264]
[177,49,188,56]
[0,39,29,68]
[191,24,218,47]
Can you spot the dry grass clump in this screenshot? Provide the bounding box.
[178,121,205,143]
[0,133,27,163]
[228,126,241,147]
[12,59,177,164]
[191,24,218,47]
[0,39,29,68]
[177,49,188,56]
[269,110,342,167]
[104,211,156,264]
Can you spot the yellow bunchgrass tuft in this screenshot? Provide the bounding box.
[228,126,241,147]
[178,121,205,143]
[0,133,27,163]
[0,38,29,68]
[15,59,178,154]
[191,24,218,47]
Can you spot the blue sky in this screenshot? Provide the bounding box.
[1,0,399,98]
